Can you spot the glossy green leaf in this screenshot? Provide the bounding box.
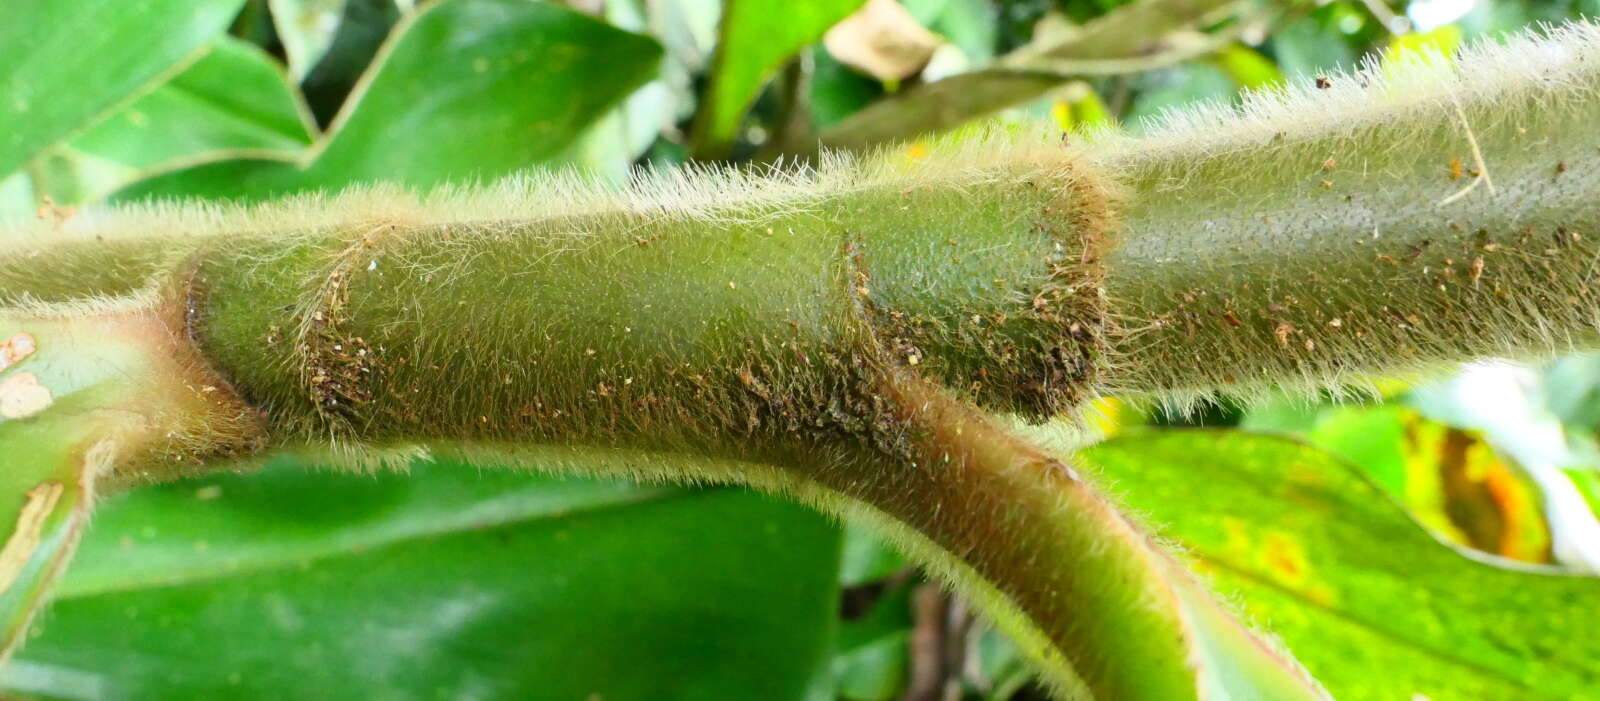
[555,1,674,183]
[0,0,246,179]
[120,0,662,201]
[296,0,405,123]
[839,525,907,586]
[6,460,843,700]
[691,0,865,156]
[832,582,913,701]
[1267,14,1357,83]
[34,38,316,205]
[1124,63,1238,131]
[1081,429,1600,700]
[1211,44,1284,91]
[74,37,314,168]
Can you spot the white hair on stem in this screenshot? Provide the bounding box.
[1085,20,1600,166]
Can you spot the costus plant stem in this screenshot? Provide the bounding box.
[1096,26,1600,405]
[4,21,1600,700]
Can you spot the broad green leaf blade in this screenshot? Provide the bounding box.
[1268,13,1359,83]
[1080,429,1600,700]
[119,0,663,201]
[691,0,865,157]
[0,0,246,179]
[1210,44,1284,90]
[309,0,660,185]
[73,38,315,169]
[35,38,316,206]
[554,1,674,182]
[6,462,843,700]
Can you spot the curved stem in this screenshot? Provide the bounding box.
[0,147,1310,697]
[5,23,1600,698]
[766,374,1326,699]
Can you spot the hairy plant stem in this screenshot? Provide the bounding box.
[6,23,1600,698]
[1097,61,1600,404]
[4,155,1324,697]
[773,374,1323,699]
[182,163,1110,450]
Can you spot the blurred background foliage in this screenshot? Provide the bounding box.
[5,0,1600,699]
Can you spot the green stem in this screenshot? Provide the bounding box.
[169,154,1319,696]
[1095,26,1600,403]
[774,374,1325,699]
[183,156,1110,449]
[6,23,1600,698]
[2,150,1317,697]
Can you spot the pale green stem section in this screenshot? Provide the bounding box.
[184,166,1106,444]
[0,159,1321,698]
[1098,47,1600,402]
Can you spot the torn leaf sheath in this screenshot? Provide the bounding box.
[0,306,265,489]
[0,305,265,662]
